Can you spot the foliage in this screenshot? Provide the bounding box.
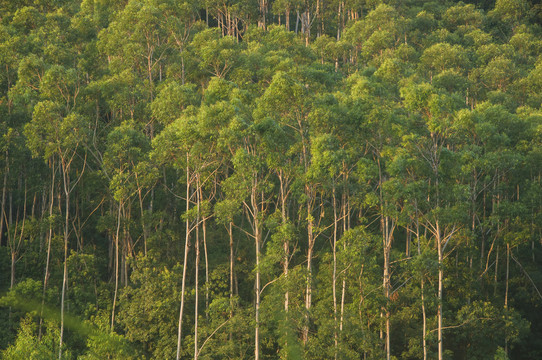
[0,0,541,359]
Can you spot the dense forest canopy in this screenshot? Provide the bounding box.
[0,0,542,359]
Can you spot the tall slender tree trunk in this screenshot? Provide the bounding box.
[8,191,12,285]
[383,217,392,360]
[0,148,8,247]
[504,243,510,354]
[421,277,427,360]
[59,162,70,360]
[194,177,200,360]
[378,156,392,360]
[10,250,16,289]
[316,0,321,36]
[279,170,290,314]
[229,221,235,323]
[337,2,342,41]
[436,221,443,360]
[252,183,262,360]
[279,170,290,357]
[111,201,122,331]
[415,207,427,360]
[40,159,56,339]
[339,182,349,336]
[255,230,261,360]
[259,0,267,29]
[137,184,148,256]
[198,182,210,318]
[285,7,290,31]
[299,120,314,345]
[332,185,339,359]
[303,197,314,345]
[177,158,192,360]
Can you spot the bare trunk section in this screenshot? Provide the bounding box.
[0,148,8,247]
[423,220,457,360]
[278,170,290,316]
[10,251,16,289]
[59,161,70,360]
[337,2,342,41]
[332,185,339,359]
[377,155,393,360]
[504,243,510,354]
[229,221,235,324]
[383,215,392,360]
[285,7,290,31]
[258,0,267,30]
[194,176,201,360]
[177,158,192,360]
[303,198,314,345]
[111,201,122,331]
[255,228,261,360]
[300,10,311,46]
[414,208,427,360]
[339,183,349,337]
[437,221,443,360]
[198,182,210,319]
[40,159,56,339]
[421,277,427,360]
[137,182,148,256]
[252,182,262,360]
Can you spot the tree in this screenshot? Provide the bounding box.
[24,101,88,359]
[401,81,468,360]
[103,121,153,331]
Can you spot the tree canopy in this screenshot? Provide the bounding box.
[0,0,542,359]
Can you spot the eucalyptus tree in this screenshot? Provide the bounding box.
[307,90,367,358]
[103,121,153,330]
[343,70,405,360]
[98,0,169,99]
[0,128,41,296]
[152,77,243,360]
[97,0,180,140]
[255,69,324,346]
[188,79,241,360]
[207,78,274,360]
[401,81,470,360]
[160,0,201,85]
[385,144,431,359]
[24,100,88,359]
[253,74,308,358]
[225,147,272,360]
[4,9,74,346]
[253,71,298,312]
[308,131,347,358]
[152,108,200,360]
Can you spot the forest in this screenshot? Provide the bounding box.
[0,0,541,359]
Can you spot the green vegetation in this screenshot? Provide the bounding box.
[0,0,541,359]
